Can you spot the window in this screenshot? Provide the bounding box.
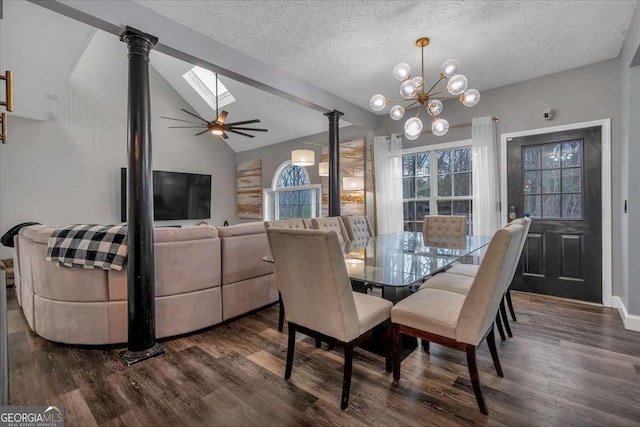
[402,143,473,233]
[522,140,583,219]
[182,66,235,113]
[264,161,321,220]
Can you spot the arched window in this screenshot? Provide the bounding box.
[277,164,310,188]
[264,161,321,220]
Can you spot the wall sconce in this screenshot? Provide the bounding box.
[343,175,364,191]
[291,149,315,166]
[318,161,329,176]
[0,113,6,144]
[1,71,13,112]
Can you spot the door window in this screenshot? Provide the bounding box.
[523,140,583,219]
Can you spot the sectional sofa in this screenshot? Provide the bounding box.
[12,222,277,345]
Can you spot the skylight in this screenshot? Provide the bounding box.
[182,66,235,113]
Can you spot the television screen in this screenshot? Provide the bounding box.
[121,168,211,221]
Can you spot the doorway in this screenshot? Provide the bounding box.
[500,119,612,306]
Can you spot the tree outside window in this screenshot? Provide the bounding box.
[264,161,321,220]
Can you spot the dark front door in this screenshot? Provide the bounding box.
[507,127,602,303]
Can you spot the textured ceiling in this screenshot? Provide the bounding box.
[136,0,637,113]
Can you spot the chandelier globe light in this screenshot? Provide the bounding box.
[369,37,480,138]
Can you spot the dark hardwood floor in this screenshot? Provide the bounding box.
[6,288,640,426]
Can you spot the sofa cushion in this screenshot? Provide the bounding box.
[155,238,222,296]
[222,273,277,320]
[220,224,273,285]
[154,225,218,243]
[30,242,109,302]
[20,225,55,243]
[217,222,265,237]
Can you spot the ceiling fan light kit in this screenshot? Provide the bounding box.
[370,37,480,138]
[162,73,267,140]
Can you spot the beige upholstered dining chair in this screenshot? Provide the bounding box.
[442,217,532,337]
[422,215,467,237]
[264,218,309,332]
[266,228,393,410]
[311,217,350,244]
[342,215,375,241]
[391,223,524,415]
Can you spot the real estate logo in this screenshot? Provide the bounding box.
[0,405,64,427]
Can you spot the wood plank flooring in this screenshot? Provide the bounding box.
[6,289,640,426]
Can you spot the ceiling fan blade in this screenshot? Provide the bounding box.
[181,109,211,124]
[160,116,205,125]
[195,130,209,136]
[227,129,255,138]
[168,126,207,128]
[228,127,268,132]
[222,131,229,139]
[224,119,260,126]
[216,111,228,125]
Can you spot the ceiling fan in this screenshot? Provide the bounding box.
[161,73,268,139]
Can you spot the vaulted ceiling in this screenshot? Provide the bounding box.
[3,0,637,152]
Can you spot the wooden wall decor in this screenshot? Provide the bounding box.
[237,159,262,219]
[322,138,365,216]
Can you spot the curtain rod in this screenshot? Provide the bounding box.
[422,116,499,135]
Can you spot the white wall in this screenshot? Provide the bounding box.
[0,30,238,258]
[620,4,640,315]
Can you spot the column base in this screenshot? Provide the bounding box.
[120,342,165,366]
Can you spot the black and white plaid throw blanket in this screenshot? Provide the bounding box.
[46,224,128,271]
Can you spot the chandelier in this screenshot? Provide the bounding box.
[369,37,480,139]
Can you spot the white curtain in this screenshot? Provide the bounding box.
[374,134,403,234]
[472,116,500,236]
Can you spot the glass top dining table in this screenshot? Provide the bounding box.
[264,231,491,293]
[341,232,491,288]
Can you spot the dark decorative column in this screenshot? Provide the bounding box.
[120,26,164,365]
[324,110,344,217]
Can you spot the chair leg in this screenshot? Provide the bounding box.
[341,345,354,410]
[466,345,488,415]
[506,289,517,322]
[285,323,296,380]
[278,293,285,332]
[495,313,506,342]
[486,326,503,377]
[421,339,430,352]
[392,325,401,381]
[500,299,513,338]
[382,324,392,373]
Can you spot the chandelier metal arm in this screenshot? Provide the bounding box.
[430,95,462,101]
[424,75,444,97]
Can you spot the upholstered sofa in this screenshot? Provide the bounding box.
[13,222,276,345]
[218,222,277,321]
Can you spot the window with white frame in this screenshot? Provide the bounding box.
[402,141,473,233]
[263,161,321,220]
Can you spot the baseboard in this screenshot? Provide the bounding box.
[612,296,640,332]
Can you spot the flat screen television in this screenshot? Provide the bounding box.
[120,168,212,221]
